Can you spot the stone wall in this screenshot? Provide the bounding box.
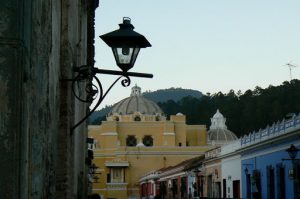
[0,0,98,198]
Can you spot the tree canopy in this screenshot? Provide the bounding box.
[158,80,300,137]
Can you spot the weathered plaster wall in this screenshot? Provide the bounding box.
[0,0,98,198]
[0,1,24,198]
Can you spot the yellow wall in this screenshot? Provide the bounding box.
[187,125,207,146]
[89,114,210,199]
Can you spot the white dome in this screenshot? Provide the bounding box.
[208,129,238,142]
[208,109,238,144]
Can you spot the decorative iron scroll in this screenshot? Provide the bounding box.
[70,65,152,132]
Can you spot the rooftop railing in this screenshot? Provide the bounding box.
[240,113,300,146]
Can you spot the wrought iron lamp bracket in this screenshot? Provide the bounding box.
[70,65,153,132]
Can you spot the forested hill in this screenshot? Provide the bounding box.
[158,80,300,138]
[89,88,203,124]
[143,88,203,102]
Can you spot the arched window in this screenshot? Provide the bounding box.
[134,115,141,121]
[142,135,153,147]
[155,116,160,121]
[126,135,137,146]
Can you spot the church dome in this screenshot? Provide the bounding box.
[208,129,238,142]
[208,109,238,145]
[108,85,164,116]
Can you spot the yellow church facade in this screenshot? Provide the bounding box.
[88,85,212,199]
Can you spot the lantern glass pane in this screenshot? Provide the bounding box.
[131,47,140,66]
[288,151,296,159]
[112,47,141,71]
[113,47,134,64]
[286,145,299,160]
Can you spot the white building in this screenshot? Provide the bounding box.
[220,140,242,198]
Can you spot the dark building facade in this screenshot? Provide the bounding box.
[0,0,98,198]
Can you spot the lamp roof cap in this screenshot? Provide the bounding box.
[100,17,151,48]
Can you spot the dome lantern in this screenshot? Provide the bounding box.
[208,109,238,145]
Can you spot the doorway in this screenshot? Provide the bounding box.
[233,180,240,198]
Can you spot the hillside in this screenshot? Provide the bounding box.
[158,80,300,137]
[89,88,203,124]
[143,88,202,102]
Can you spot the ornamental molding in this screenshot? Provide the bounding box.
[240,114,300,147]
[105,159,129,167]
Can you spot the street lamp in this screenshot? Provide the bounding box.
[100,17,151,72]
[89,163,99,174]
[242,163,253,175]
[283,144,299,199]
[70,17,152,131]
[244,167,248,175]
[283,144,299,178]
[286,144,299,160]
[88,163,101,183]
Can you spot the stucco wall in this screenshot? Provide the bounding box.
[241,141,300,199]
[221,155,242,198]
[0,0,97,198]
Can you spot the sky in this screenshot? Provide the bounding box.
[94,0,300,109]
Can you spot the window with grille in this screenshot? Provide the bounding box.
[126,135,137,146]
[112,168,123,183]
[143,135,153,147]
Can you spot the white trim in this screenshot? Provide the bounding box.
[221,154,241,163]
[163,132,175,136]
[160,167,184,177]
[101,132,118,136]
[204,162,221,168]
[159,171,186,181]
[88,125,101,130]
[105,162,129,167]
[241,119,300,147]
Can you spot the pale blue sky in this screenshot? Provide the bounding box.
[94,0,300,109]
